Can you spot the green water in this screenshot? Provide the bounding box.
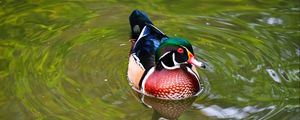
[0,0,299,119]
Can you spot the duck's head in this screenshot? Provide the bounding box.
[155,38,206,70]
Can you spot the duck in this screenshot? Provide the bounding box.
[127,10,206,100]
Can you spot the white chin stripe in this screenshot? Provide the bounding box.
[161,61,180,70]
[159,52,181,70]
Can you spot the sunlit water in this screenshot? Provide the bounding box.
[0,1,299,120]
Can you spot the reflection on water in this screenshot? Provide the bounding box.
[266,68,281,83]
[0,0,299,120]
[266,17,283,25]
[132,90,198,120]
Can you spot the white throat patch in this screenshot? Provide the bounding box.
[160,53,181,70]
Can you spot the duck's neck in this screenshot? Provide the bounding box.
[155,62,192,71]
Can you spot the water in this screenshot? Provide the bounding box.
[0,1,299,119]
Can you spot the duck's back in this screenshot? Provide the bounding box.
[131,25,167,70]
[128,10,167,88]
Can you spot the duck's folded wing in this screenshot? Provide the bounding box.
[132,25,168,70]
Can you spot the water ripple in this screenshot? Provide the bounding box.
[0,1,299,119]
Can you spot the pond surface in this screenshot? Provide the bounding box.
[0,0,299,120]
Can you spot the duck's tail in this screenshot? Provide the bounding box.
[129,10,153,39]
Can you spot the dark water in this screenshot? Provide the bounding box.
[0,1,299,119]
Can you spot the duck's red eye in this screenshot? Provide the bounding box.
[177,48,184,54]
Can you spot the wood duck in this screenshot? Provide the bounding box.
[127,10,206,100]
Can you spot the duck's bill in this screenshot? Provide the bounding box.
[188,56,206,69]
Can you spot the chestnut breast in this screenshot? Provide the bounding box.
[144,68,200,99]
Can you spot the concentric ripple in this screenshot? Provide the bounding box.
[0,1,299,120]
[168,4,300,119]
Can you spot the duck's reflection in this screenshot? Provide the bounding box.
[132,89,197,120]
